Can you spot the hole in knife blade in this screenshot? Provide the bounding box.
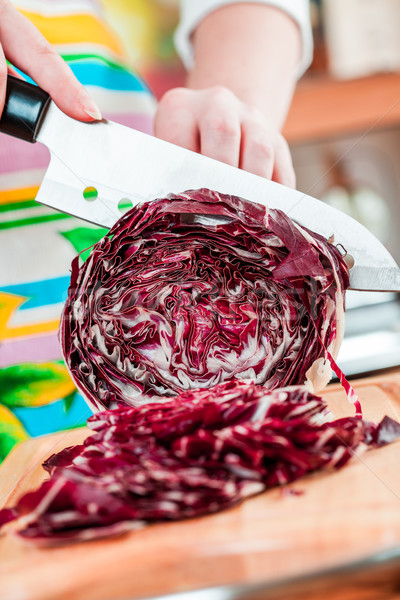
[118,198,134,214]
[83,186,98,202]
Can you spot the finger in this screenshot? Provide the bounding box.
[240,119,274,179]
[7,63,21,77]
[154,92,199,152]
[0,3,101,121]
[199,107,241,167]
[0,44,6,119]
[272,134,296,188]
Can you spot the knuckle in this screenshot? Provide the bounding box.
[159,87,188,112]
[202,113,239,138]
[35,37,57,59]
[155,103,186,133]
[246,105,264,122]
[252,139,274,161]
[209,85,235,105]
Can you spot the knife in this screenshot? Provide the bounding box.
[1,75,400,292]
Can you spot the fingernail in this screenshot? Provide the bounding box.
[82,98,102,121]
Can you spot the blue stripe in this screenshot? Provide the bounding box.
[16,61,149,93]
[0,276,70,310]
[14,394,92,437]
[71,62,149,91]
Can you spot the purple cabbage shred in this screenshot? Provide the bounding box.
[1,381,397,543]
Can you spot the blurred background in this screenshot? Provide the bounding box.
[101,0,400,378]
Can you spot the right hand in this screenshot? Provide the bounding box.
[0,0,101,122]
[155,86,296,187]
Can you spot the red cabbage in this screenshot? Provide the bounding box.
[4,190,385,544]
[60,189,349,410]
[2,380,392,543]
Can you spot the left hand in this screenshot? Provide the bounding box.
[154,86,295,188]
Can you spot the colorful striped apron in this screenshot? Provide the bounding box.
[0,0,157,461]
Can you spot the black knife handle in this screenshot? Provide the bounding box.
[0,75,51,143]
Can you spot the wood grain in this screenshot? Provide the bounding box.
[1,374,400,600]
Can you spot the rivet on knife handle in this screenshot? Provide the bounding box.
[0,75,51,143]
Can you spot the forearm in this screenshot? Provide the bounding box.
[186,3,302,130]
[155,3,303,184]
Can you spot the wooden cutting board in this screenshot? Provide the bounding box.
[1,372,400,600]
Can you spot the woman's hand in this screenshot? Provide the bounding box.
[158,3,304,186]
[154,86,295,187]
[0,0,101,122]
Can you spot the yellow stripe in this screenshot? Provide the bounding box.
[0,186,40,204]
[2,320,60,340]
[20,11,124,57]
[22,362,76,407]
[0,404,28,429]
[0,292,59,341]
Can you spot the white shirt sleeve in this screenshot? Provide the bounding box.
[174,0,313,79]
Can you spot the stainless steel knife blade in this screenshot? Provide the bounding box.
[36,102,400,292]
